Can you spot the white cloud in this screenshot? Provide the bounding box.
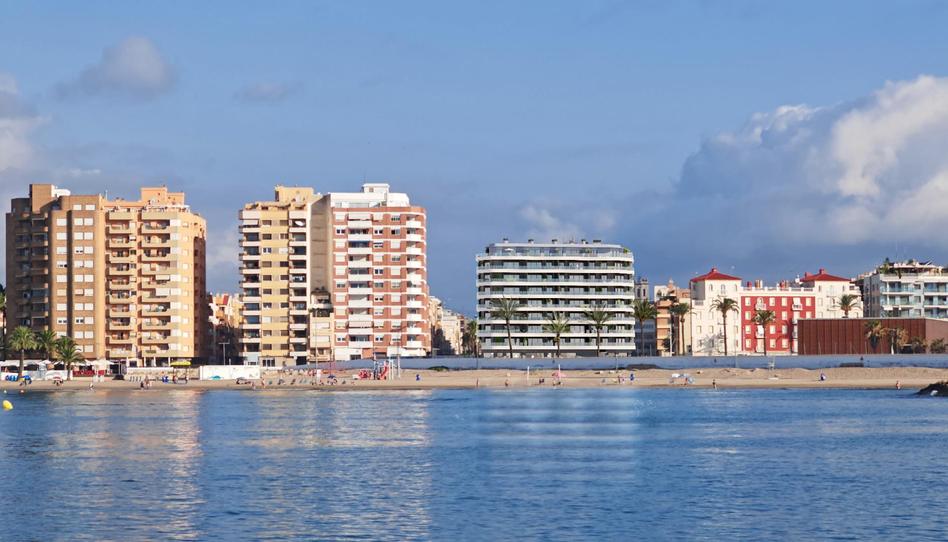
[234,81,301,103]
[56,36,175,99]
[675,75,948,249]
[519,204,584,241]
[0,73,44,172]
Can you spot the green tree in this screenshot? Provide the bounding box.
[55,336,82,380]
[583,305,614,357]
[909,336,927,354]
[631,299,658,356]
[464,318,479,358]
[669,302,691,356]
[753,309,777,356]
[543,312,571,359]
[491,297,522,358]
[837,294,861,318]
[34,329,58,361]
[7,326,37,378]
[709,297,739,356]
[865,320,885,353]
[930,338,946,354]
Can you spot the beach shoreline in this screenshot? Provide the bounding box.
[2,366,945,393]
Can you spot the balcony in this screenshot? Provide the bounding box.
[141,306,170,316]
[108,254,135,264]
[406,220,422,228]
[348,287,373,295]
[405,341,424,349]
[406,326,423,335]
[141,252,172,263]
[405,234,423,243]
[108,238,134,248]
[348,220,373,228]
[108,296,134,305]
[406,287,423,295]
[109,321,133,330]
[108,226,133,234]
[141,223,169,233]
[142,238,171,249]
[347,341,373,349]
[407,313,423,322]
[142,320,171,330]
[406,260,423,269]
[111,267,135,276]
[349,313,373,322]
[348,299,373,308]
[406,300,424,308]
[348,247,373,255]
[142,334,170,345]
[109,308,133,318]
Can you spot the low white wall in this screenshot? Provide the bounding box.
[199,365,261,381]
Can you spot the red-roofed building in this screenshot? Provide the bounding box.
[689,267,862,356]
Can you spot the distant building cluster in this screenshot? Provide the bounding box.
[5,183,948,365]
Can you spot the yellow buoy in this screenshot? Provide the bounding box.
[2,400,12,411]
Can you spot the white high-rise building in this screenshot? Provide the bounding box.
[475,239,635,357]
[861,260,948,319]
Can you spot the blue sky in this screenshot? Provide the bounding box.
[4,1,948,313]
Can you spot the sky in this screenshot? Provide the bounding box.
[4,1,948,313]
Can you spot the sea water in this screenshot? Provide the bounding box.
[1,388,946,541]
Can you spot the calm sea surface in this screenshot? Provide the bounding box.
[1,388,947,541]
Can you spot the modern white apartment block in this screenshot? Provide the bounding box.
[861,260,948,319]
[238,183,429,366]
[475,239,635,357]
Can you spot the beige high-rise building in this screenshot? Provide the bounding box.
[238,183,429,366]
[5,184,208,363]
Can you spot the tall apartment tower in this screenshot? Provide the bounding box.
[238,183,429,366]
[5,184,208,363]
[476,239,636,357]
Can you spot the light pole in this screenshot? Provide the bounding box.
[219,342,228,365]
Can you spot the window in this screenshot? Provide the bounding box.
[84,205,95,211]
[56,232,67,240]
[374,269,384,275]
[56,218,67,226]
[744,298,750,306]
[769,339,775,348]
[781,298,787,306]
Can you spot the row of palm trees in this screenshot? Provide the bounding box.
[863,320,943,354]
[476,297,625,358]
[6,326,83,378]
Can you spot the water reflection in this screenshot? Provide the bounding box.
[1,388,947,541]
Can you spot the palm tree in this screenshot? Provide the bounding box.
[865,320,885,353]
[753,309,777,356]
[583,305,614,357]
[837,294,861,318]
[631,299,658,356]
[890,327,909,354]
[464,319,479,358]
[669,302,690,355]
[7,326,37,378]
[55,336,81,380]
[491,297,522,358]
[34,329,58,361]
[543,312,571,359]
[909,336,927,354]
[709,297,739,356]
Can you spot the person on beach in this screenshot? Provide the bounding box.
[712,379,717,390]
[896,380,902,390]
[819,371,827,381]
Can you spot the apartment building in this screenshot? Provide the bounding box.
[654,279,690,356]
[476,239,635,357]
[860,260,948,319]
[6,184,208,363]
[429,296,466,355]
[689,267,862,356]
[209,293,242,364]
[238,183,429,366]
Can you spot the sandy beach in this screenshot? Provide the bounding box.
[2,366,946,393]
